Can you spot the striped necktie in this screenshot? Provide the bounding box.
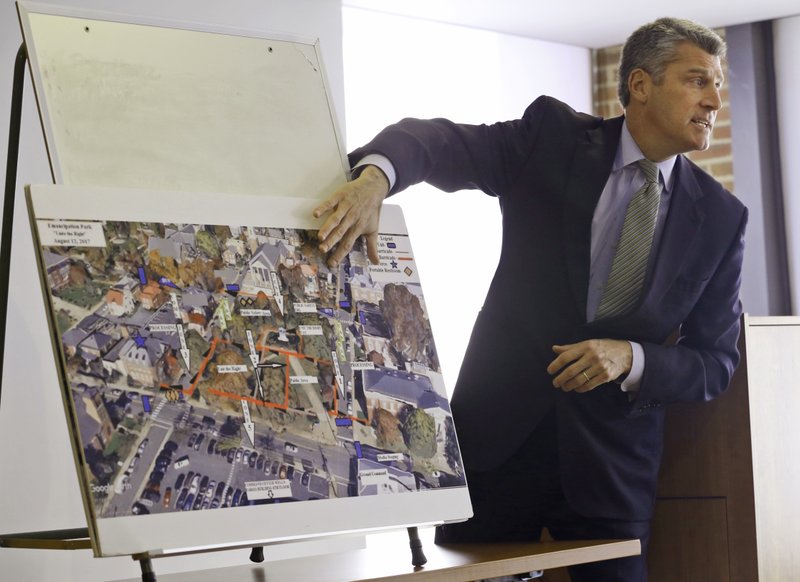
[596,159,662,319]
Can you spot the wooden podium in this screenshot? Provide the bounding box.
[648,315,800,580]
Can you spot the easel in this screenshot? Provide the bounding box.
[0,42,428,582]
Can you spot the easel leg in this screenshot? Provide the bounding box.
[407,526,427,567]
[250,546,265,562]
[0,43,29,409]
[137,555,157,582]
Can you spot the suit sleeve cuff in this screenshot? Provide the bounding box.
[352,154,397,191]
[620,341,644,393]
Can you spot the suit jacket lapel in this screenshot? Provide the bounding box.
[563,115,622,320]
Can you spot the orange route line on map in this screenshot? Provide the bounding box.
[159,337,222,396]
[259,344,330,366]
[283,353,290,408]
[206,388,288,410]
[326,371,368,425]
[149,319,374,430]
[158,335,341,413]
[185,337,220,396]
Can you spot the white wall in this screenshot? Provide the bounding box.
[343,7,592,392]
[0,1,344,580]
[774,14,800,314]
[0,2,591,579]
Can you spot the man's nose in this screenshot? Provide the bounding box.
[704,85,722,110]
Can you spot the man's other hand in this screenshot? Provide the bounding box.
[313,165,389,267]
[547,339,633,393]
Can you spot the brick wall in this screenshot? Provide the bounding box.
[591,38,734,193]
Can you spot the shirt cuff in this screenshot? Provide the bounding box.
[353,154,397,191]
[620,341,644,393]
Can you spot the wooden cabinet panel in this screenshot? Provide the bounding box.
[648,498,730,581]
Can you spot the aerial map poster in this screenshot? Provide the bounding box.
[26,184,471,557]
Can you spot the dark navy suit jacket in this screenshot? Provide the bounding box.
[349,96,748,522]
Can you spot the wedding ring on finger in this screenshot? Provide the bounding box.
[582,371,591,384]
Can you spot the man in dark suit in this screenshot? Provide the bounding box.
[314,17,747,581]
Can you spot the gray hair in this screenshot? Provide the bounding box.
[618,17,726,107]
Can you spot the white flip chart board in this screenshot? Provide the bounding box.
[17,1,349,198]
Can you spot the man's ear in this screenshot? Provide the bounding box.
[628,68,650,105]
